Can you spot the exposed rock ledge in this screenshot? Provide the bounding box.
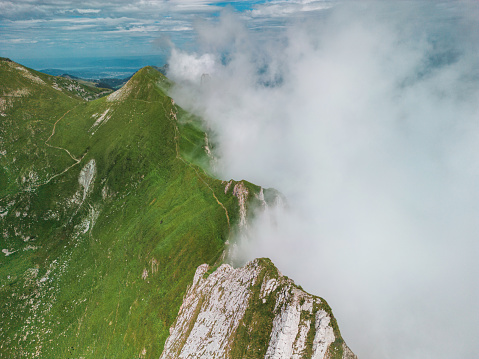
[160,258,357,359]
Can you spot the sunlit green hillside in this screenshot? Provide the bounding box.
[0,59,267,358]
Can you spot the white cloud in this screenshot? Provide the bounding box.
[168,48,217,83]
[167,3,479,359]
[3,19,45,26]
[0,38,38,43]
[111,25,160,33]
[75,8,101,14]
[169,25,193,31]
[249,0,333,18]
[61,24,97,31]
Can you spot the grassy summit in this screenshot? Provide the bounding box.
[0,60,266,358]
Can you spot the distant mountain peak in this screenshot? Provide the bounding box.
[0,57,14,63]
[0,58,112,101]
[106,66,170,102]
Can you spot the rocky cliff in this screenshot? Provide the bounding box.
[161,258,357,359]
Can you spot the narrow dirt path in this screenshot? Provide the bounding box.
[164,99,231,229]
[41,152,86,186]
[39,105,86,186]
[45,106,81,162]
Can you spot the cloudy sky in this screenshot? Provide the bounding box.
[0,0,333,62]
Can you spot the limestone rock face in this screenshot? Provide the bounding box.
[160,258,357,359]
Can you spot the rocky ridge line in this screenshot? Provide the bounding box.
[160,258,357,359]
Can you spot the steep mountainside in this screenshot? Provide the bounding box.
[161,258,357,359]
[0,59,356,358]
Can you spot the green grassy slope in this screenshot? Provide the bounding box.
[0,61,264,358]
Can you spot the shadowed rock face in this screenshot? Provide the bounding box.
[161,258,357,359]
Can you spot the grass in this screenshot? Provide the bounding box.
[0,60,350,359]
[0,62,259,358]
[229,259,280,358]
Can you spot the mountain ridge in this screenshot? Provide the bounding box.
[0,58,356,358]
[162,257,357,359]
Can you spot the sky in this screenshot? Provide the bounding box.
[2,1,479,358]
[0,0,333,64]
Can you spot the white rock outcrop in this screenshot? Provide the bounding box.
[106,79,133,102]
[160,261,262,359]
[160,258,357,359]
[78,159,96,201]
[232,182,248,229]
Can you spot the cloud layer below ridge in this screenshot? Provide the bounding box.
[167,2,479,358]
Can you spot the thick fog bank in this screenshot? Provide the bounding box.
[167,2,479,358]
